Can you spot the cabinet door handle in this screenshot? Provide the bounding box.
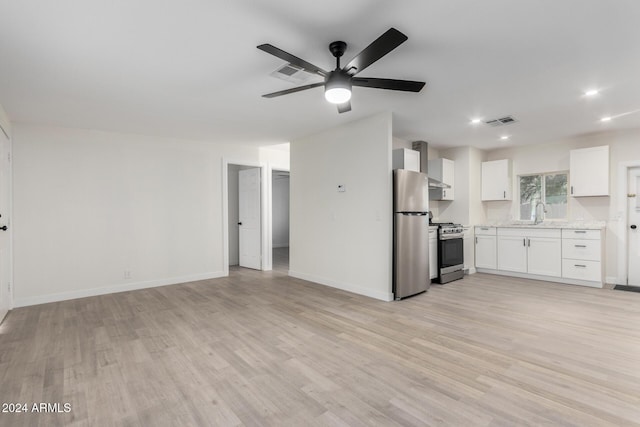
[574,264,587,268]
[503,190,506,199]
[574,230,587,234]
[571,186,574,195]
[528,238,531,247]
[443,190,446,198]
[574,244,586,248]
[475,237,478,244]
[523,238,526,246]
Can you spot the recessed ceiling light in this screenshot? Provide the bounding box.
[584,89,599,97]
[470,118,482,124]
[500,135,510,140]
[601,116,611,122]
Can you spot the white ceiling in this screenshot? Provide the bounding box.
[1,0,640,149]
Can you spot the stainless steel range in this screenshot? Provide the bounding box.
[431,222,465,284]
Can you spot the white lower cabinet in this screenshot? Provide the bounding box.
[475,227,497,270]
[476,226,603,287]
[527,237,562,277]
[562,259,601,281]
[497,228,561,277]
[561,229,604,285]
[429,227,437,279]
[497,235,528,273]
[463,226,473,272]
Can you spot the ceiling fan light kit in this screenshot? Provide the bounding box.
[257,28,426,113]
[324,72,352,104]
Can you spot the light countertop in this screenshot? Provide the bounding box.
[475,221,606,230]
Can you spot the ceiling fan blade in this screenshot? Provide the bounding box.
[257,44,328,77]
[262,82,324,98]
[344,28,408,76]
[353,77,425,92]
[337,101,351,113]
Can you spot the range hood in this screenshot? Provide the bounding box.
[411,141,451,189]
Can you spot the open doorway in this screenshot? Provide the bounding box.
[272,170,290,272]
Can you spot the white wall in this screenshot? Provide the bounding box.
[434,146,486,225]
[482,130,640,283]
[290,112,393,301]
[272,173,289,248]
[13,124,260,306]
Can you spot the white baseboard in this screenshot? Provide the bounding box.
[476,268,603,288]
[288,270,394,302]
[606,276,623,285]
[13,271,226,308]
[465,267,477,275]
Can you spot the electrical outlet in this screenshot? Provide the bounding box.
[124,270,131,279]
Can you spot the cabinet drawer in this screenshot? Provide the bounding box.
[561,229,601,240]
[562,259,601,282]
[475,226,496,236]
[562,239,601,261]
[498,227,561,238]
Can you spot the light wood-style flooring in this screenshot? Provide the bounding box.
[1,271,639,426]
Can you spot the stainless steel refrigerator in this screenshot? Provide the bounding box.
[393,169,430,299]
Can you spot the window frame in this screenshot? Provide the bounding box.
[518,171,569,221]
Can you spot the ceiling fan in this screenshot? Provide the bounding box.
[257,28,426,113]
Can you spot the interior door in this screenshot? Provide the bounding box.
[0,128,10,324]
[628,168,640,285]
[239,168,261,270]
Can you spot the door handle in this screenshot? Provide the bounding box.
[0,225,7,231]
[237,222,242,226]
[631,225,637,230]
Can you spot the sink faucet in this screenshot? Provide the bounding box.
[534,202,547,224]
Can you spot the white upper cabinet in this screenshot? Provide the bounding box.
[569,145,609,197]
[392,148,420,172]
[481,159,512,201]
[428,158,454,200]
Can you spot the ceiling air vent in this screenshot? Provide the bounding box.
[485,116,518,127]
[270,63,312,85]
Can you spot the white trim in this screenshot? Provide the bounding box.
[13,271,226,308]
[606,276,621,285]
[466,267,477,275]
[222,158,269,274]
[289,270,394,302]
[617,161,640,286]
[476,268,603,288]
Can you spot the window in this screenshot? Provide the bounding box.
[519,172,568,220]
